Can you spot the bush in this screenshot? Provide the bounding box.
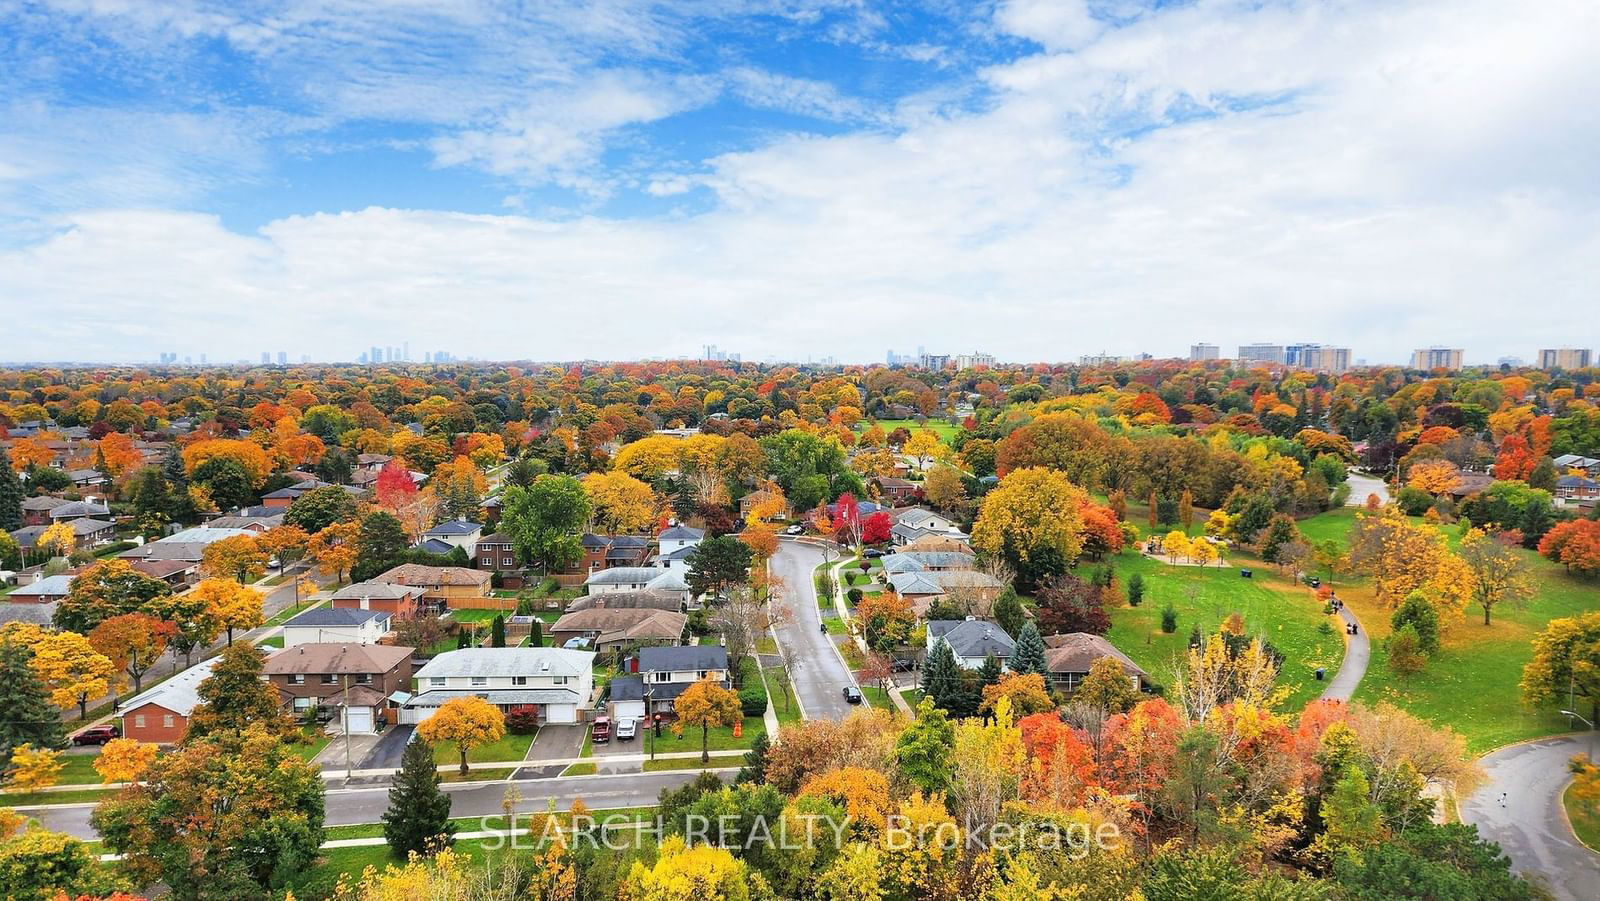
[515,596,535,616]
[736,657,767,716]
[1127,573,1144,607]
[490,571,504,589]
[1160,603,1178,634]
[538,576,561,595]
[847,588,863,604]
[1395,486,1433,516]
[687,607,712,636]
[505,709,540,734]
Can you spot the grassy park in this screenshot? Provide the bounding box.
[861,418,963,442]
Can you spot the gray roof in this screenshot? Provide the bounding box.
[637,644,728,673]
[609,674,645,702]
[406,688,583,707]
[889,569,1003,596]
[658,524,704,541]
[0,601,59,626]
[283,607,392,628]
[413,647,596,681]
[1557,475,1598,488]
[1042,633,1147,678]
[49,501,110,519]
[119,655,223,717]
[585,567,688,590]
[565,590,685,613]
[1554,454,1599,467]
[880,551,975,573]
[425,519,482,537]
[161,526,257,544]
[7,574,73,598]
[333,581,426,601]
[928,620,1015,659]
[20,496,69,511]
[416,538,455,554]
[208,514,284,530]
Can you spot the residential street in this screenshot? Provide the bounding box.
[23,770,718,841]
[1460,734,1600,901]
[1344,472,1390,506]
[769,538,859,720]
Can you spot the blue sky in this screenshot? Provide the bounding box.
[1,1,1596,364]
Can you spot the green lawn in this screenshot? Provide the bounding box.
[1565,782,1600,853]
[561,762,598,776]
[265,598,324,627]
[1102,550,1345,711]
[822,615,848,635]
[646,716,765,753]
[860,683,892,709]
[256,635,284,649]
[860,418,962,442]
[642,756,742,772]
[429,732,535,765]
[1293,506,1600,752]
[0,786,117,805]
[53,752,104,785]
[290,732,334,763]
[765,666,802,724]
[438,766,517,784]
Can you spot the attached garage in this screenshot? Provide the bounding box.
[402,688,584,726]
[343,707,374,734]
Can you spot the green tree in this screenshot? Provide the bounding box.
[1074,655,1139,713]
[1521,610,1600,722]
[977,652,1003,688]
[0,825,125,900]
[184,642,286,741]
[1331,821,1534,900]
[993,586,1026,638]
[1259,513,1299,563]
[1010,621,1047,677]
[491,614,507,648]
[893,697,954,796]
[190,457,255,511]
[1387,624,1428,679]
[355,511,410,575]
[0,448,23,531]
[1519,495,1555,548]
[920,638,963,713]
[0,640,66,770]
[1127,572,1145,606]
[1321,765,1384,856]
[685,536,754,598]
[381,735,455,859]
[283,484,359,534]
[499,476,591,571]
[1390,591,1441,654]
[52,559,173,634]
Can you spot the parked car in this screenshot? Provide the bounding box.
[591,715,611,744]
[785,524,804,535]
[843,685,863,704]
[864,549,885,558]
[72,724,120,746]
[890,657,917,673]
[615,718,637,741]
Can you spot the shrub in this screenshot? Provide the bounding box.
[847,588,863,604]
[1160,603,1178,634]
[739,684,767,717]
[687,607,712,636]
[538,576,560,596]
[1395,486,1433,516]
[1127,573,1144,607]
[490,571,504,589]
[505,709,540,734]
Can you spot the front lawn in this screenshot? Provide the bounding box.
[859,683,892,709]
[1566,781,1600,853]
[642,755,743,772]
[860,418,962,442]
[54,751,104,785]
[0,786,117,805]
[646,716,765,753]
[430,732,535,765]
[1102,550,1345,712]
[765,666,802,723]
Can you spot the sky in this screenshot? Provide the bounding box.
[1,0,1597,366]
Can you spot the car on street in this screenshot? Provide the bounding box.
[72,724,120,746]
[864,548,885,558]
[615,718,636,741]
[785,524,804,535]
[843,685,863,704]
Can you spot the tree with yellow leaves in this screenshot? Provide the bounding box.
[980,672,1055,717]
[612,434,682,482]
[1407,460,1462,497]
[180,438,271,486]
[799,766,895,833]
[416,696,505,776]
[6,743,64,792]
[582,470,657,534]
[201,533,268,582]
[971,467,1089,579]
[37,521,76,558]
[1162,530,1192,563]
[310,520,361,585]
[672,676,743,763]
[190,578,264,645]
[30,629,115,719]
[950,695,1025,835]
[1174,629,1282,724]
[93,737,158,784]
[1459,527,1536,626]
[1347,508,1456,607]
[7,435,56,471]
[902,429,949,471]
[620,835,769,901]
[432,456,488,521]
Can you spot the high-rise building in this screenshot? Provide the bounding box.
[1190,343,1220,361]
[403,341,409,362]
[1299,346,1351,373]
[260,352,271,364]
[954,352,995,369]
[276,351,287,365]
[301,354,311,363]
[1237,343,1287,364]
[1537,348,1592,370]
[1411,347,1464,371]
[917,353,950,370]
[370,345,382,365]
[1079,353,1124,366]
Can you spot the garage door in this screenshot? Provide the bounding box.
[344,707,374,733]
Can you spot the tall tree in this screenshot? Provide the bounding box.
[381,735,456,859]
[417,696,506,776]
[971,467,1089,588]
[355,511,410,577]
[685,535,753,598]
[0,448,22,532]
[185,642,285,740]
[893,696,955,795]
[1459,528,1535,625]
[1011,621,1047,677]
[0,640,66,769]
[53,559,172,634]
[191,578,264,644]
[920,638,963,713]
[673,677,742,763]
[499,476,592,571]
[1521,610,1600,722]
[89,613,176,694]
[283,484,359,534]
[28,630,116,720]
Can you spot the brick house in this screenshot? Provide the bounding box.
[262,643,415,733]
[118,655,222,745]
[474,531,525,588]
[330,581,428,620]
[370,564,493,611]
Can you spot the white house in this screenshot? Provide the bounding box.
[584,567,693,606]
[891,507,970,546]
[626,645,731,714]
[281,607,393,648]
[405,647,596,725]
[655,524,704,573]
[926,619,1015,670]
[421,519,484,557]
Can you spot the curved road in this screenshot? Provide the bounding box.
[769,539,859,720]
[1460,734,1600,900]
[1320,601,1368,702]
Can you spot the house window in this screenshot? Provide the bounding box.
[356,674,372,685]
[503,556,514,567]
[290,674,305,685]
[653,672,671,683]
[133,714,146,728]
[553,676,568,685]
[470,676,488,687]
[321,674,338,685]
[163,715,175,728]
[511,676,528,686]
[293,697,312,711]
[430,677,446,687]
[697,670,708,679]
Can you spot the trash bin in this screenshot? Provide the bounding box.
[1315,667,1325,681]
[1240,569,1253,578]
[1309,578,1321,588]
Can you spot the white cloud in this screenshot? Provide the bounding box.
[2,0,1597,364]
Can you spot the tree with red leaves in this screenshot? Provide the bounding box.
[1491,432,1536,481]
[1035,572,1110,635]
[1017,712,1099,809]
[861,511,892,545]
[834,492,862,548]
[373,459,417,510]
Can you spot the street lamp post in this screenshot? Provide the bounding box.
[644,688,656,761]
[1562,710,1597,763]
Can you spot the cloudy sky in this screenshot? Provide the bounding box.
[1,0,1596,365]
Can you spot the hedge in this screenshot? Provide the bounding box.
[736,657,768,717]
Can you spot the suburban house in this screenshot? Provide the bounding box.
[739,489,793,521]
[1042,633,1149,693]
[372,564,493,609]
[926,619,1015,669]
[405,647,596,725]
[654,524,705,572]
[330,581,428,620]
[260,479,364,510]
[603,535,653,569]
[563,589,685,613]
[206,511,284,531]
[584,567,692,606]
[282,607,393,647]
[67,469,107,488]
[625,645,730,715]
[549,608,687,655]
[880,550,976,574]
[118,655,222,745]
[10,517,116,552]
[128,559,199,586]
[1554,454,1600,477]
[902,534,975,554]
[474,531,522,586]
[890,569,1006,617]
[870,476,919,505]
[1446,470,1495,500]
[5,574,73,603]
[422,519,483,557]
[263,643,414,732]
[891,507,970,546]
[607,674,648,724]
[19,496,69,526]
[118,526,258,565]
[1556,475,1600,506]
[48,500,110,522]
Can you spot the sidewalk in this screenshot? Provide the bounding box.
[827,556,913,716]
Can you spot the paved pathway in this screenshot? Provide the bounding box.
[1460,734,1600,900]
[769,539,858,720]
[1345,471,1390,506]
[1320,600,1369,702]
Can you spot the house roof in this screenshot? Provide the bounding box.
[49,501,110,519]
[889,569,1003,596]
[584,567,685,588]
[637,644,728,673]
[658,524,705,541]
[7,574,73,598]
[564,590,685,613]
[129,559,196,580]
[425,519,482,537]
[552,608,687,640]
[161,526,257,544]
[928,619,1015,659]
[581,533,611,548]
[609,674,645,702]
[413,647,596,681]
[374,564,492,587]
[207,514,283,530]
[416,538,456,555]
[263,642,413,675]
[284,607,393,628]
[119,655,223,717]
[406,688,583,707]
[333,581,426,601]
[1042,633,1147,677]
[0,601,59,626]
[1554,454,1599,468]
[880,551,975,573]
[20,496,69,512]
[477,532,512,546]
[1557,475,1599,489]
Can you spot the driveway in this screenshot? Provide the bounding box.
[356,725,414,770]
[1345,472,1390,506]
[769,539,859,720]
[513,724,585,779]
[1460,734,1600,900]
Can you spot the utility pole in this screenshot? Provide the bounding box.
[343,673,354,783]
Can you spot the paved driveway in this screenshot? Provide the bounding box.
[770,539,859,720]
[356,724,414,770]
[1345,472,1390,506]
[1460,734,1600,900]
[513,723,586,778]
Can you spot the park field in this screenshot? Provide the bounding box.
[860,418,963,442]
[1290,506,1598,752]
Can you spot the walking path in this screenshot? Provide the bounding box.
[1321,599,1369,702]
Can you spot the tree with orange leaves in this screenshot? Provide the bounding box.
[1492,432,1537,481]
[980,672,1055,717]
[310,520,360,585]
[201,534,268,582]
[1017,712,1099,809]
[1407,460,1462,497]
[95,431,143,477]
[7,436,56,471]
[799,765,895,832]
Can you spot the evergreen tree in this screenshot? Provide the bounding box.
[530,620,543,647]
[457,628,472,649]
[1011,621,1047,677]
[382,736,456,858]
[977,653,1003,687]
[0,449,23,532]
[491,614,507,648]
[735,731,770,785]
[993,587,1026,638]
[1127,573,1146,607]
[920,638,962,712]
[185,642,286,741]
[0,640,67,768]
[1519,497,1554,549]
[1391,591,1441,654]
